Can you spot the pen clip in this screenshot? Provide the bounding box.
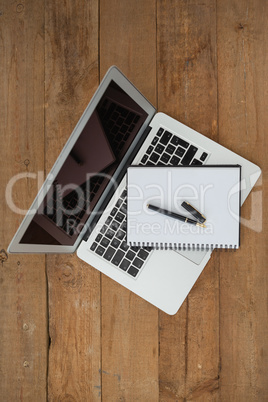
[181,201,206,223]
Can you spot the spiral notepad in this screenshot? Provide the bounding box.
[126,165,241,250]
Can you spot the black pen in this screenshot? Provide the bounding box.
[181,201,206,224]
[147,204,206,228]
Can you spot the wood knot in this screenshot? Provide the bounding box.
[23,323,29,331]
[0,249,8,265]
[236,22,246,31]
[58,264,82,290]
[16,3,24,13]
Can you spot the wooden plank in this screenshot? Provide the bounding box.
[44,1,101,400]
[0,0,47,400]
[157,1,219,400]
[217,0,268,400]
[99,0,159,400]
[2,1,267,400]
[100,0,157,102]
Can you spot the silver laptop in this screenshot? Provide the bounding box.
[8,66,261,315]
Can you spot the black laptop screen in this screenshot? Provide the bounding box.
[20,81,148,245]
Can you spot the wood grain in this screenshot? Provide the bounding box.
[100,1,159,400]
[0,0,47,400]
[157,1,220,400]
[44,1,101,400]
[1,0,267,400]
[217,0,268,400]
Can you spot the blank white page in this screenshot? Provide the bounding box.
[127,165,241,249]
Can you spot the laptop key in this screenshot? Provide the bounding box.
[127,266,139,277]
[119,259,131,271]
[133,257,143,269]
[111,250,125,266]
[103,246,116,261]
[105,216,113,226]
[159,130,172,145]
[166,144,175,154]
[170,135,181,146]
[110,220,120,231]
[90,242,97,251]
[156,127,164,136]
[100,224,107,234]
[95,234,102,242]
[175,147,185,157]
[120,203,127,215]
[115,212,124,222]
[126,250,135,260]
[176,137,189,149]
[121,189,127,198]
[141,155,148,164]
[149,152,160,163]
[116,229,125,240]
[191,158,203,165]
[137,249,149,260]
[181,145,198,165]
[120,221,127,232]
[111,238,120,248]
[151,137,158,145]
[106,228,115,239]
[155,144,164,154]
[170,155,180,165]
[200,152,208,161]
[160,153,170,164]
[100,237,109,247]
[96,245,105,256]
[115,198,123,208]
[110,207,117,216]
[146,145,153,154]
[120,241,129,251]
[145,161,155,166]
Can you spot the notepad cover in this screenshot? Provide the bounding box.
[127,165,241,250]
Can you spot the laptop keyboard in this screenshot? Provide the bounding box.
[89,127,208,278]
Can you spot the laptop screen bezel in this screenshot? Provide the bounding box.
[8,66,156,253]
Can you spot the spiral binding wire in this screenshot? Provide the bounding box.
[128,242,237,251]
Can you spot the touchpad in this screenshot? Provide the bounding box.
[174,249,209,265]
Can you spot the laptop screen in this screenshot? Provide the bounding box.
[19,80,148,246]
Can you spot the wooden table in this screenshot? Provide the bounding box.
[1,1,267,400]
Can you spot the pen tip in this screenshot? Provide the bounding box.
[197,223,206,228]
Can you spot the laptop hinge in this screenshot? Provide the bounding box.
[82,125,152,242]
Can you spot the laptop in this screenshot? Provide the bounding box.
[8,66,261,315]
